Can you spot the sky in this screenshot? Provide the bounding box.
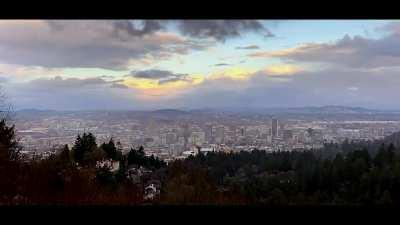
[1,20,400,111]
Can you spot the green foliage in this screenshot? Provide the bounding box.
[115,156,127,183]
[161,139,400,205]
[72,132,97,165]
[161,161,218,204]
[374,143,395,168]
[4,125,400,205]
[96,166,116,186]
[0,119,20,161]
[58,145,71,163]
[127,146,166,170]
[100,138,122,161]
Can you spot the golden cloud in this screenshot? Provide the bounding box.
[122,74,204,100]
[208,67,256,81]
[248,49,295,58]
[264,64,303,75]
[120,64,302,101]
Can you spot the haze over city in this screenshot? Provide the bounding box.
[1,20,400,110]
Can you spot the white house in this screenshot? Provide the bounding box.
[144,183,160,200]
[96,159,120,172]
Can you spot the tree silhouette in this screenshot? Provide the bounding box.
[72,132,97,165]
[0,119,20,162]
[101,138,118,160]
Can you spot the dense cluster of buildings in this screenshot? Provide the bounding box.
[13,111,400,162]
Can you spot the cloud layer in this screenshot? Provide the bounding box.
[250,29,400,69]
[130,69,187,79]
[236,45,260,50]
[0,20,273,71]
[3,20,400,110]
[177,20,273,41]
[6,63,400,110]
[0,20,210,70]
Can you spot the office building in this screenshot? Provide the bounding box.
[272,119,279,138]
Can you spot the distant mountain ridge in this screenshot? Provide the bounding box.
[195,105,384,114]
[15,105,400,116]
[150,109,189,114]
[281,105,379,114]
[148,109,190,118]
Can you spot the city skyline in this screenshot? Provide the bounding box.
[2,20,400,110]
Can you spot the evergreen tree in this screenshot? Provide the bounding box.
[127,146,165,170]
[374,143,395,168]
[0,119,20,161]
[96,166,116,186]
[115,155,127,183]
[138,146,145,157]
[101,138,118,160]
[58,144,71,164]
[72,132,97,165]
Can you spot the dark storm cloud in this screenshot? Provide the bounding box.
[130,69,188,79]
[235,45,260,50]
[177,20,273,41]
